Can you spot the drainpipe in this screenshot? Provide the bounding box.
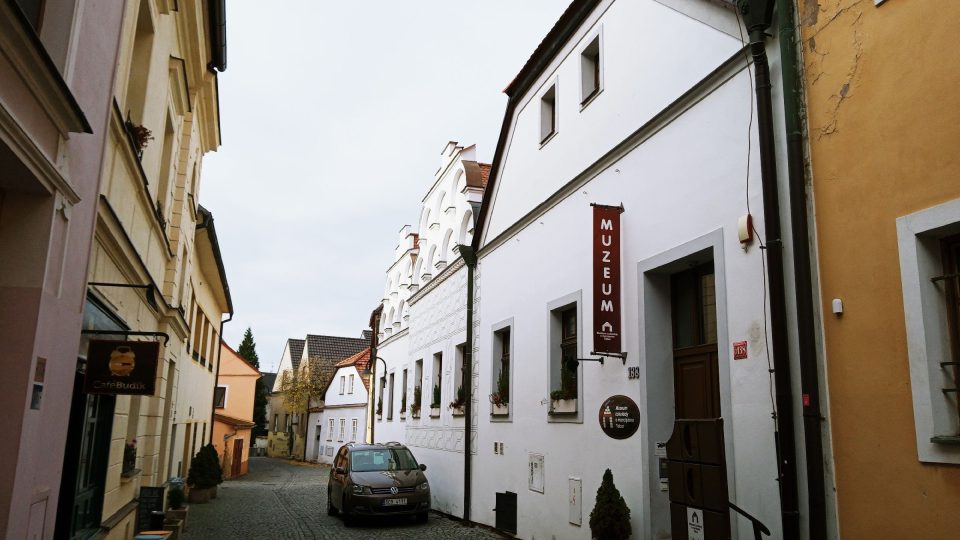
[458,246,478,523]
[210,312,233,444]
[740,0,800,538]
[367,305,383,444]
[778,2,827,538]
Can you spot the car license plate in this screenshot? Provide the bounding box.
[383,498,407,506]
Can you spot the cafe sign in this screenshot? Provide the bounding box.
[598,395,640,440]
[592,203,624,354]
[84,340,159,395]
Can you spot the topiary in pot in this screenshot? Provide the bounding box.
[187,443,223,502]
[589,468,632,540]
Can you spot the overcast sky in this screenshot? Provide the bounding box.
[203,1,569,372]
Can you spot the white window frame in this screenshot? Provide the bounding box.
[547,291,583,424]
[897,197,960,464]
[213,385,227,408]
[491,318,515,422]
[338,418,345,442]
[351,418,358,442]
[327,418,334,441]
[579,28,603,109]
[348,373,354,394]
[339,375,345,394]
[539,80,558,147]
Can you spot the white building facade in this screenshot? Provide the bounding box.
[466,1,834,539]
[309,350,370,464]
[372,142,488,516]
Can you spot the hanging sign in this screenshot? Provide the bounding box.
[598,395,640,440]
[592,203,624,354]
[84,340,160,395]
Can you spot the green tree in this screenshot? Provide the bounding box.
[237,328,268,439]
[237,327,259,368]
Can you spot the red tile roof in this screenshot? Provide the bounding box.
[335,348,372,390]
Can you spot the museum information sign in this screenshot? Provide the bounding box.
[84,340,159,395]
[592,204,623,354]
[598,394,640,439]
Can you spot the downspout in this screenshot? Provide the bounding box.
[778,2,827,538]
[367,305,383,444]
[210,312,233,444]
[740,0,800,538]
[459,246,478,522]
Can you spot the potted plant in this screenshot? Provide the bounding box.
[165,484,188,532]
[411,385,422,419]
[449,384,465,416]
[187,444,222,503]
[429,384,441,417]
[376,393,383,419]
[490,368,509,416]
[400,390,407,420]
[125,120,154,159]
[589,469,632,540]
[550,359,577,414]
[122,438,137,474]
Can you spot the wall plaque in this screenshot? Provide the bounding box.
[84,340,160,395]
[598,395,640,440]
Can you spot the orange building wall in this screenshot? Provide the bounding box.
[213,343,259,478]
[799,0,960,538]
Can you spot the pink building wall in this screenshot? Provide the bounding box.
[0,2,125,537]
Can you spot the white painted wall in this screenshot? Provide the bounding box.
[467,1,804,539]
[306,365,369,463]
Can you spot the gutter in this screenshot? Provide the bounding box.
[741,0,800,537]
[458,246,478,522]
[209,312,233,444]
[777,1,828,537]
[207,0,226,71]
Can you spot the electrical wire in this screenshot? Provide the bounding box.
[735,2,780,451]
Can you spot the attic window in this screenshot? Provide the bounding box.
[580,34,601,105]
[540,84,557,144]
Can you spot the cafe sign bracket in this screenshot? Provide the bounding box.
[81,329,170,345]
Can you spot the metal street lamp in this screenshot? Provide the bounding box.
[365,356,387,443]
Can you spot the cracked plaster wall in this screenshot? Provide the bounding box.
[799,1,960,538]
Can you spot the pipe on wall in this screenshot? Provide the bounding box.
[459,246,478,523]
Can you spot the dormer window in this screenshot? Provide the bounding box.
[540,84,557,144]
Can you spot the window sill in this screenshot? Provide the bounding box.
[931,435,960,446]
[539,130,557,149]
[429,407,441,418]
[450,406,465,417]
[549,398,578,415]
[491,404,509,416]
[120,468,141,482]
[580,87,602,111]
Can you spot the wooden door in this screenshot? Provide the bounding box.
[231,438,243,477]
[671,263,721,420]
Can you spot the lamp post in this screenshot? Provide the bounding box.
[364,356,387,443]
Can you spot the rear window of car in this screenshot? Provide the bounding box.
[350,448,419,472]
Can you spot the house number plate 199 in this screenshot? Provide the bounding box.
[627,366,640,379]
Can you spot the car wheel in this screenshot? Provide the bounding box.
[326,490,338,516]
[416,511,428,523]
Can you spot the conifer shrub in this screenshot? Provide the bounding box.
[187,444,223,489]
[589,468,632,540]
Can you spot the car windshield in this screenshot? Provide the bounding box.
[350,448,419,472]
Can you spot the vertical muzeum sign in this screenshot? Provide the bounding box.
[592,204,623,354]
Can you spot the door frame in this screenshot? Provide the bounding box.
[636,228,736,539]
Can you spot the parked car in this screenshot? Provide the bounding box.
[327,442,430,525]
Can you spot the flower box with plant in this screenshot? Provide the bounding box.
[187,444,223,504]
[124,119,154,160]
[376,394,383,420]
[411,385,422,419]
[429,384,441,417]
[589,468,632,540]
[490,368,510,416]
[122,438,137,475]
[400,390,407,420]
[166,484,188,527]
[449,384,465,416]
[550,359,578,415]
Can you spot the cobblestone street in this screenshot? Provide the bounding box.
[182,457,503,539]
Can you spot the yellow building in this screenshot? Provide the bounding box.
[59,1,228,538]
[799,0,960,537]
